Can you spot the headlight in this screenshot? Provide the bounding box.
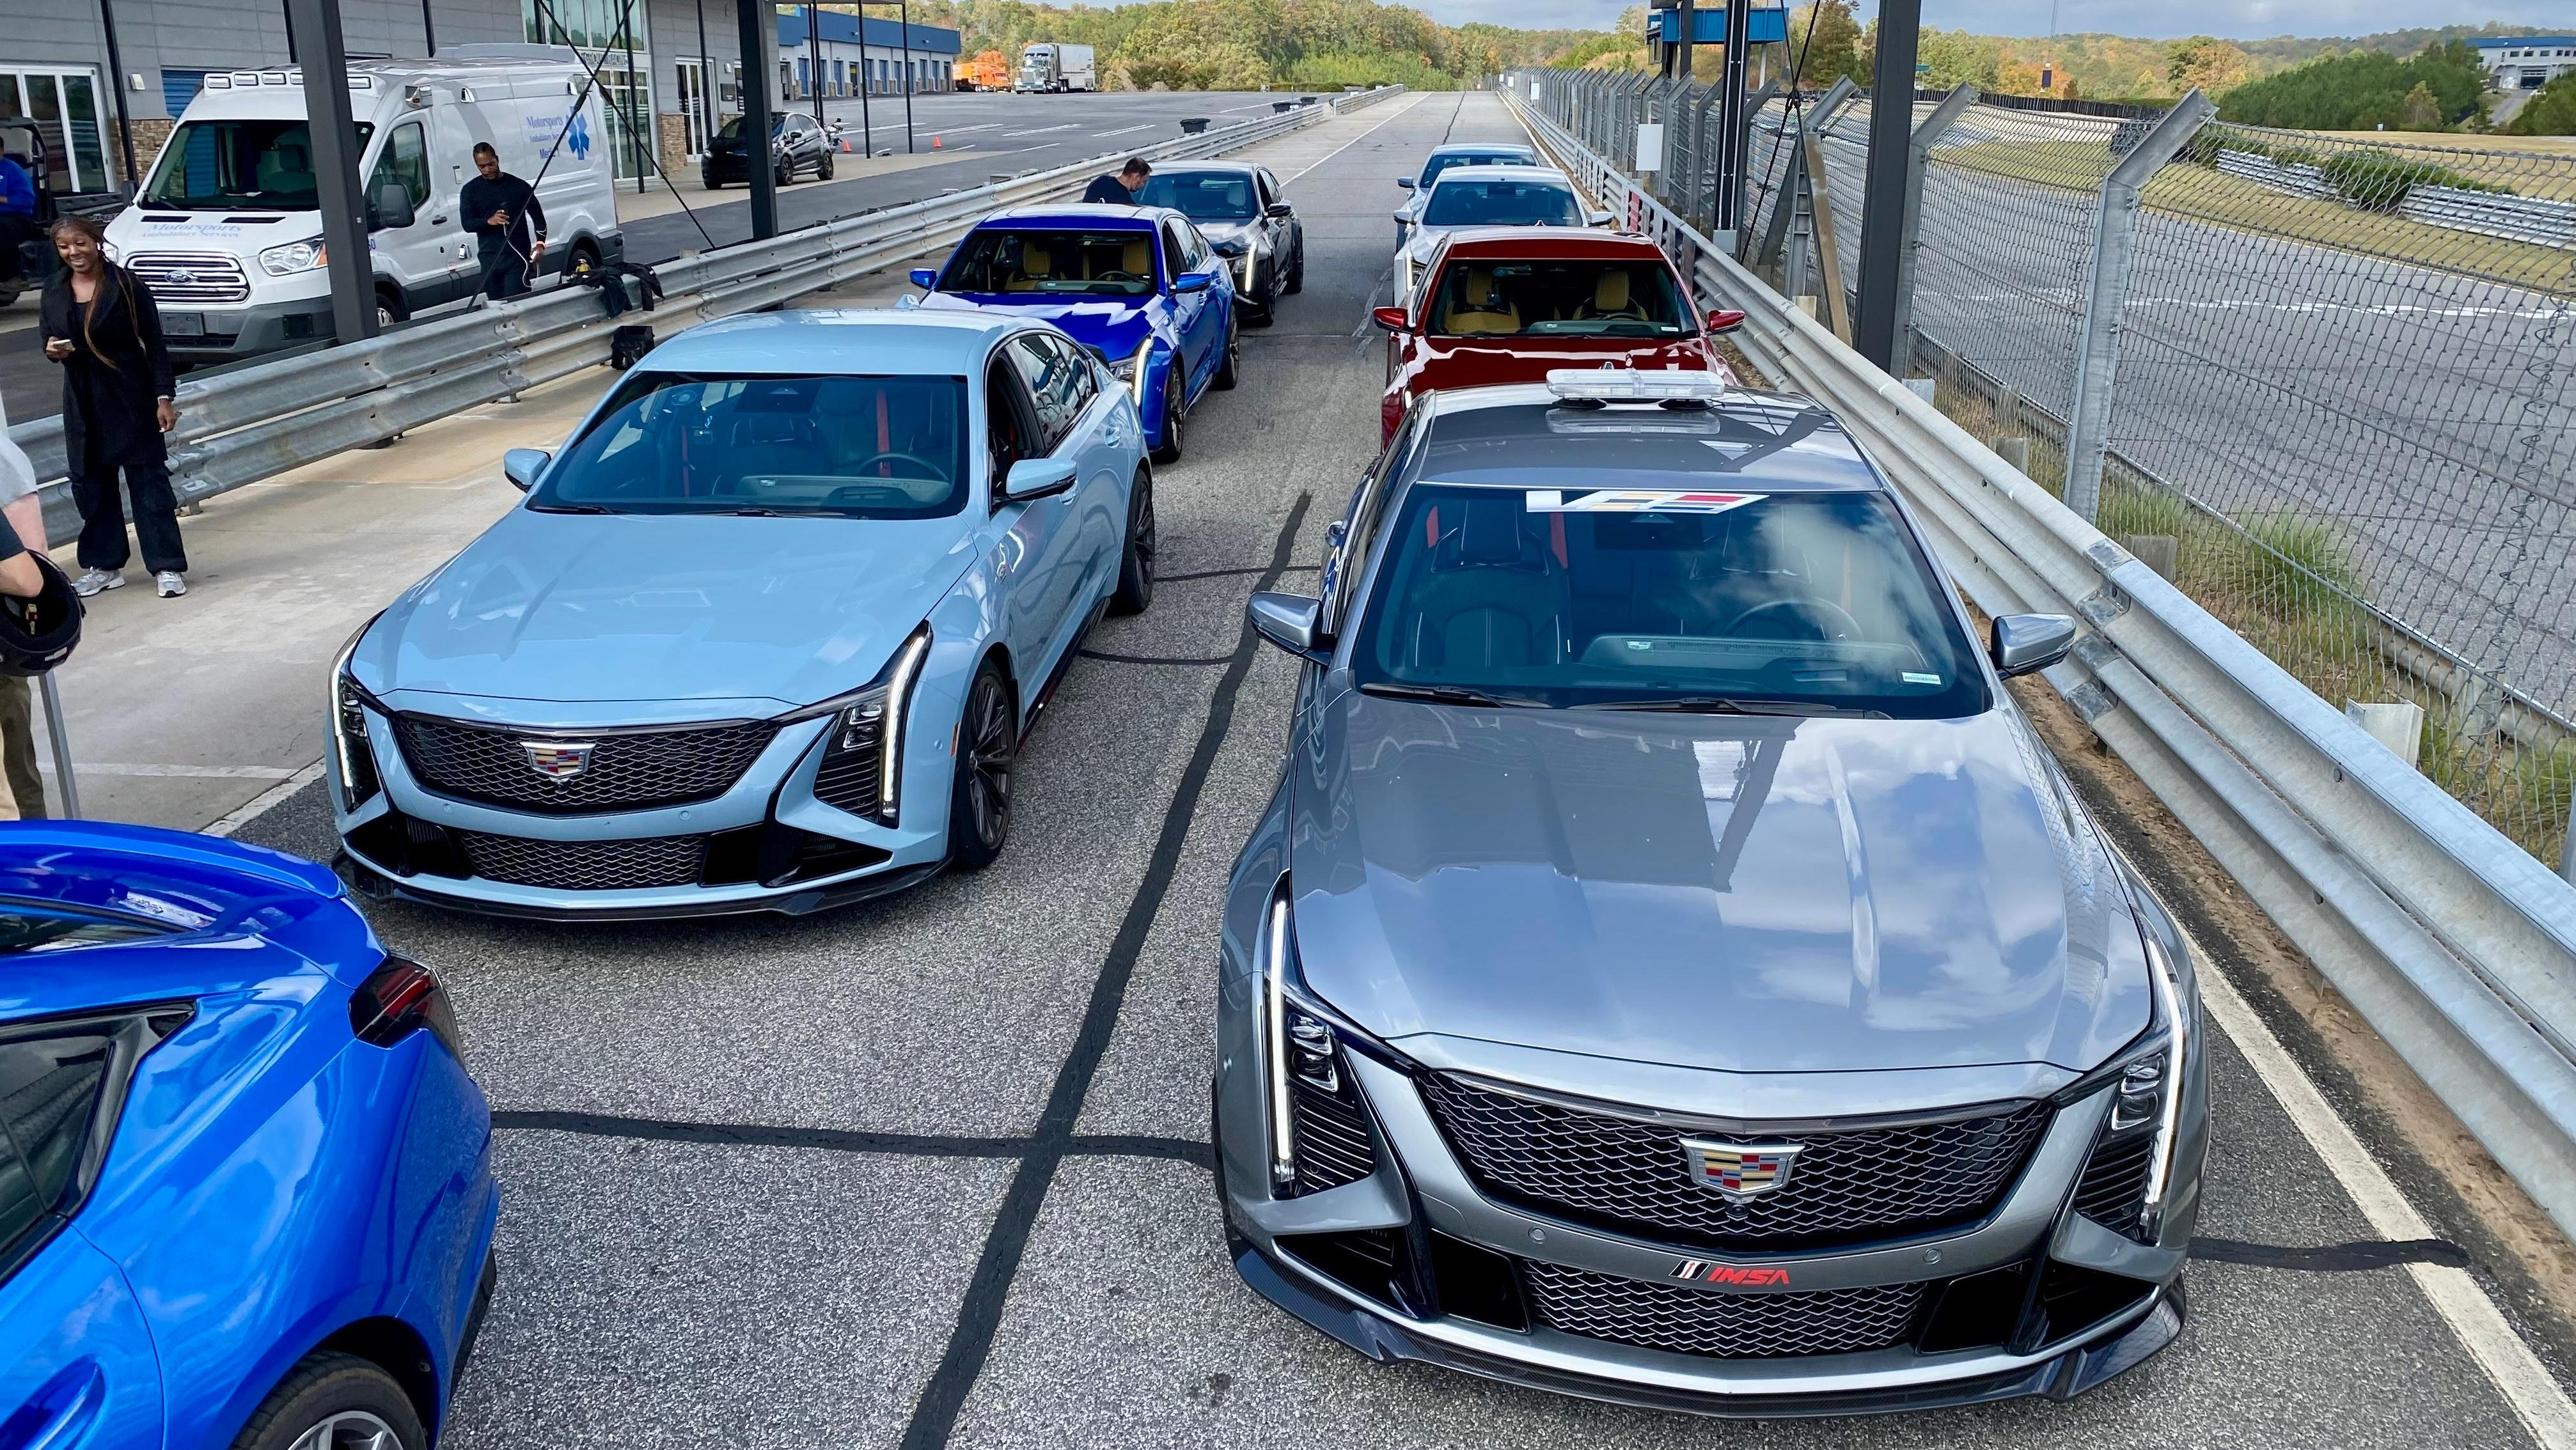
[329,620,382,812]
[1260,889,1397,1195]
[2067,927,2194,1242]
[1125,339,1152,405]
[1397,254,1415,297]
[260,237,326,276]
[783,624,931,825]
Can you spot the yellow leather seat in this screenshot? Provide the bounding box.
[1441,265,1522,336]
[1007,244,1052,292]
[1580,269,1646,321]
[1123,237,1153,279]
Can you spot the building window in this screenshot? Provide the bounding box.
[0,67,107,192]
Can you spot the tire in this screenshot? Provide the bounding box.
[226,1353,425,1450]
[569,239,602,281]
[1283,236,1305,295]
[775,158,794,187]
[1149,371,1184,465]
[1213,319,1241,391]
[819,148,836,180]
[1111,469,1156,616]
[374,290,406,329]
[946,660,1016,871]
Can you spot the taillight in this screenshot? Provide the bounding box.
[350,954,464,1062]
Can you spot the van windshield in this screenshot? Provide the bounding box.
[142,119,374,210]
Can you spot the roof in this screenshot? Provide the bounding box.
[1427,165,1573,188]
[1425,142,1537,157]
[981,202,1167,231]
[640,308,1020,374]
[1431,227,1673,261]
[2476,36,2576,47]
[778,5,962,55]
[1411,383,1885,494]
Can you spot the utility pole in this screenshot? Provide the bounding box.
[1714,0,1751,233]
[735,0,780,237]
[1850,0,1920,371]
[285,0,373,343]
[899,0,915,153]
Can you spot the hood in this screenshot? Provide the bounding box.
[1288,694,2149,1077]
[1399,334,1717,396]
[1198,219,1262,249]
[357,506,975,713]
[917,289,1158,356]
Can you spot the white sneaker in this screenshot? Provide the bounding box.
[155,572,187,598]
[72,569,122,597]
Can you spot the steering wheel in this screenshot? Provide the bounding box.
[1724,596,1863,641]
[843,452,947,481]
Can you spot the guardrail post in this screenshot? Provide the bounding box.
[2061,90,2212,522]
[735,0,783,238]
[38,673,77,818]
[1890,84,1977,382]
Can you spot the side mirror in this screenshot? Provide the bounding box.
[1584,208,1617,228]
[1370,305,1408,332]
[909,267,939,289]
[368,182,416,231]
[1000,456,1078,503]
[501,447,549,492]
[1248,591,1327,660]
[1209,237,1249,259]
[1264,201,1294,219]
[1172,269,1216,294]
[1706,308,1746,334]
[1396,176,1416,190]
[1991,613,2077,678]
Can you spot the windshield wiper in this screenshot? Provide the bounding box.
[711,507,783,517]
[1360,682,1551,709]
[530,502,612,514]
[1581,696,1883,718]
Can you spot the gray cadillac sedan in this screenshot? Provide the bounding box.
[1213,371,2206,1415]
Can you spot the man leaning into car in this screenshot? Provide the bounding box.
[1082,156,1151,206]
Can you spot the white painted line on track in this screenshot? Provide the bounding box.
[2145,856,2576,1448]
[1092,124,1156,139]
[205,760,327,838]
[1004,124,1081,137]
[1277,93,1429,188]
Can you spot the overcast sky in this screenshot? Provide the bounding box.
[1411,0,2568,41]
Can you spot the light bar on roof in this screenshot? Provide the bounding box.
[1544,368,1729,403]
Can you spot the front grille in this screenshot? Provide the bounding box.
[811,721,883,815]
[392,714,775,815]
[457,831,707,890]
[1523,1262,1922,1359]
[2072,1127,2156,1238]
[127,250,251,304]
[1418,1075,2051,1252]
[1285,1077,1376,1195]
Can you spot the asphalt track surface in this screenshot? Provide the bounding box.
[220,93,2575,1447]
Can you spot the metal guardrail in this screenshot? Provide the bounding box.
[1505,87,2576,1246]
[6,85,1405,547]
[2215,148,2576,249]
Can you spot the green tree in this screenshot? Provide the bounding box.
[2217,38,2485,129]
[1787,0,1865,86]
[2165,35,2252,94]
[2504,71,2576,135]
[2399,80,2441,130]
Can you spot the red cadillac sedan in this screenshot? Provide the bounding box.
[1372,228,1744,441]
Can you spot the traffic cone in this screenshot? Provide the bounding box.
[841,137,852,152]
[932,134,943,149]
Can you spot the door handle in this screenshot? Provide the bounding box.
[11,1360,109,1450]
[432,214,449,224]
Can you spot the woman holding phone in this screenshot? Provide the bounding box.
[41,214,187,598]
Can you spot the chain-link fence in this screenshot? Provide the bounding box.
[1524,69,2576,870]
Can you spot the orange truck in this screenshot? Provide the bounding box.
[954,50,1010,91]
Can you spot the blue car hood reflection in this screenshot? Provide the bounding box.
[918,290,1156,356]
[361,507,977,710]
[1289,695,2151,1076]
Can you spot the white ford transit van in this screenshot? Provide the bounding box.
[107,44,624,366]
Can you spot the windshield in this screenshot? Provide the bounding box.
[1429,258,1692,338]
[714,116,784,141]
[142,119,374,210]
[533,372,971,518]
[1423,179,1582,228]
[939,228,1158,296]
[1420,150,1535,189]
[1136,170,1257,222]
[1350,483,1987,717]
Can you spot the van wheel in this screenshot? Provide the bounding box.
[375,290,407,328]
[570,239,602,279]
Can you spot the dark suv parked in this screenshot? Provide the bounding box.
[703,112,835,188]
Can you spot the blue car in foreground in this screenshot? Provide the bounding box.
[910,201,1238,464]
[331,309,1153,919]
[0,822,496,1450]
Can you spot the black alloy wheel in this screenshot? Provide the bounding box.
[1111,470,1156,614]
[1214,318,1240,390]
[1283,235,1305,294]
[946,662,1016,870]
[819,146,836,180]
[1151,371,1184,464]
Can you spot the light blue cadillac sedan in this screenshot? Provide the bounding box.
[328,309,1153,919]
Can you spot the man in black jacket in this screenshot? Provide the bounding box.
[1081,157,1151,207]
[460,143,548,300]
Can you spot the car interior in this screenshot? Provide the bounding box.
[943,228,1159,296]
[1138,172,1257,222]
[1429,261,1690,338]
[542,374,971,517]
[1360,486,1974,708]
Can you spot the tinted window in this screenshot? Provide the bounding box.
[143,119,375,210]
[536,372,971,518]
[0,907,171,956]
[1428,259,1690,338]
[1136,170,1257,221]
[367,121,430,212]
[1005,334,1084,453]
[1350,485,1986,718]
[1420,150,1535,189]
[1045,333,1098,416]
[1422,179,1582,228]
[940,228,1158,297]
[0,1029,112,1268]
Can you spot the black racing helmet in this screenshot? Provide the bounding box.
[0,552,83,676]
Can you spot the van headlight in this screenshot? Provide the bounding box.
[260,237,327,276]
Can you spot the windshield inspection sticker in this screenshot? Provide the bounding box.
[1903,672,1944,685]
[1525,489,1765,515]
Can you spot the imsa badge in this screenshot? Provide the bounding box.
[1681,1138,1803,1201]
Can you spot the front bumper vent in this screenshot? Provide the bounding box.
[1522,1262,1923,1359]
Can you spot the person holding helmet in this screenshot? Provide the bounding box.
[0,384,45,819]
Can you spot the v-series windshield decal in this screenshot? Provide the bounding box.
[1525,489,1765,515]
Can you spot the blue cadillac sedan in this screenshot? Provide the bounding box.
[330,309,1154,919]
[0,822,496,1450]
[909,202,1237,464]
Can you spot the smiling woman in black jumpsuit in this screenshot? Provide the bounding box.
[40,214,187,599]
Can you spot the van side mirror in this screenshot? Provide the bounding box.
[501,447,549,492]
[1991,614,2077,678]
[368,182,416,231]
[1248,591,1327,661]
